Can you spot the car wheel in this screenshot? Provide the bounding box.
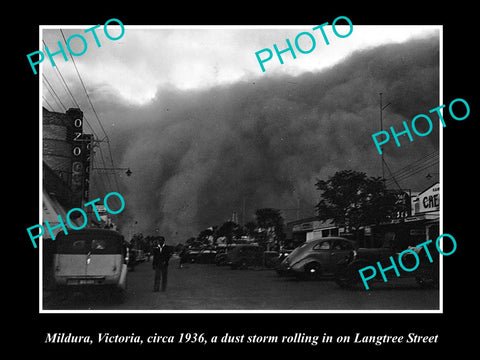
[337,261,370,290]
[304,262,322,280]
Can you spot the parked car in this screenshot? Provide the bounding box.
[277,237,357,280]
[180,247,202,263]
[226,244,264,269]
[334,235,439,289]
[132,249,147,263]
[195,247,217,264]
[214,246,238,266]
[274,248,293,274]
[127,248,147,270]
[53,229,128,300]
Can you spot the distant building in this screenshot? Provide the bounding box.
[285,183,439,249]
[285,217,339,248]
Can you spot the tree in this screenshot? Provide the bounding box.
[197,227,215,246]
[243,221,257,238]
[215,221,240,245]
[255,208,285,250]
[315,170,402,233]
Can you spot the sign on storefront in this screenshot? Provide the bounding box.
[415,182,440,214]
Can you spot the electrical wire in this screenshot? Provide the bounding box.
[42,96,54,112]
[41,32,123,209]
[59,29,121,196]
[42,74,67,111]
[384,150,439,187]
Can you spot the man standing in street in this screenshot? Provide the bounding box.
[152,236,171,292]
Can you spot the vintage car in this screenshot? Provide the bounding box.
[334,233,439,289]
[226,244,264,269]
[53,229,128,300]
[180,247,202,263]
[214,246,235,266]
[195,247,218,264]
[277,237,357,280]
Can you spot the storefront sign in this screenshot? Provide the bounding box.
[416,183,440,213]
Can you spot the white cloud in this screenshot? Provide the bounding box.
[41,25,439,106]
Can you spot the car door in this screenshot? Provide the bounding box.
[311,240,332,272]
[330,239,354,272]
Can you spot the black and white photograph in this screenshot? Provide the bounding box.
[16,4,476,355]
[39,23,442,312]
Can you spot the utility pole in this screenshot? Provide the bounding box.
[379,93,391,186]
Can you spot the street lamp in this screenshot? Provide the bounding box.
[94,167,132,176]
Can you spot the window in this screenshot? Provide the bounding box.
[313,241,331,250]
[56,233,123,254]
[333,240,353,251]
[72,240,86,251]
[92,239,107,250]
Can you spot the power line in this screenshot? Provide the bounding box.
[41,34,124,213]
[42,40,76,108]
[41,52,111,191]
[387,160,439,186]
[42,74,67,111]
[387,150,438,178]
[382,159,403,191]
[42,83,63,112]
[384,151,439,187]
[387,156,438,183]
[43,40,99,138]
[58,29,121,195]
[42,96,54,111]
[59,30,110,143]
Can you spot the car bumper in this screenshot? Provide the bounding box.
[55,273,123,287]
[276,262,298,276]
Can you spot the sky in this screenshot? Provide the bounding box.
[41,24,439,105]
[40,24,441,242]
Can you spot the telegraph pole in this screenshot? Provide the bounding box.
[379,93,391,185]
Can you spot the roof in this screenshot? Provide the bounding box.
[56,228,124,240]
[307,236,355,243]
[43,107,67,126]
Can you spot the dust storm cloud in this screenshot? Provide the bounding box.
[97,34,440,242]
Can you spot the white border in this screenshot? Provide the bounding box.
[38,24,443,314]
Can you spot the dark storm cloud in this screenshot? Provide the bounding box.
[96,35,440,242]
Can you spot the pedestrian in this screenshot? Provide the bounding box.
[152,236,171,292]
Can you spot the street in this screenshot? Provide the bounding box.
[44,255,440,311]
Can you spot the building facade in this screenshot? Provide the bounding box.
[285,182,440,249]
